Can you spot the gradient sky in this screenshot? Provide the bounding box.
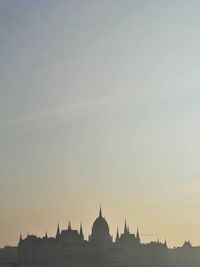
[1,0,200,248]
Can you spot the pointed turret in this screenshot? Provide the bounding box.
[56,223,60,238]
[164,239,167,248]
[115,228,119,242]
[99,205,102,217]
[19,233,22,244]
[45,231,48,238]
[68,221,71,230]
[79,223,84,241]
[136,227,140,244]
[124,220,128,234]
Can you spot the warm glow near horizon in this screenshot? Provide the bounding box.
[1,0,200,249]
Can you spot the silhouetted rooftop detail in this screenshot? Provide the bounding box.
[7,207,200,267]
[56,223,60,238]
[124,219,128,234]
[68,221,71,230]
[136,227,140,243]
[79,223,84,240]
[99,205,102,217]
[183,240,192,248]
[115,228,119,242]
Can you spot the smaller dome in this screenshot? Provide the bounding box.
[183,241,192,248]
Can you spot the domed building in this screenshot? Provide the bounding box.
[89,207,112,247]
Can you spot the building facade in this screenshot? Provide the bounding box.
[1,208,200,267]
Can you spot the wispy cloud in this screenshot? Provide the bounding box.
[0,96,117,131]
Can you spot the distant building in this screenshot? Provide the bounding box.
[1,207,200,266]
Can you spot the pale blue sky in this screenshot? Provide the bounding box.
[1,0,200,247]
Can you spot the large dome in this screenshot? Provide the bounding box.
[89,207,111,246]
[92,215,109,236]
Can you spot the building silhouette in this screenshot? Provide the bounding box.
[1,207,200,267]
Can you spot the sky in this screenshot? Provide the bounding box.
[1,0,200,248]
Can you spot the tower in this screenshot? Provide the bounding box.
[99,205,102,217]
[19,233,22,244]
[56,223,60,238]
[136,227,140,244]
[124,220,128,234]
[115,228,119,242]
[68,221,71,230]
[79,223,84,241]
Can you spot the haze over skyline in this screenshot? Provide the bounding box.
[1,0,200,248]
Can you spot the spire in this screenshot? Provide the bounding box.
[68,221,71,230]
[56,223,60,238]
[124,220,128,234]
[99,205,102,217]
[45,231,48,238]
[127,226,130,234]
[164,239,167,248]
[79,223,84,240]
[115,228,119,242]
[19,233,22,243]
[136,227,140,243]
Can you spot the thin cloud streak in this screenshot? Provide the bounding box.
[0,97,119,131]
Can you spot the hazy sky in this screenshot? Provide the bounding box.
[1,0,200,248]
